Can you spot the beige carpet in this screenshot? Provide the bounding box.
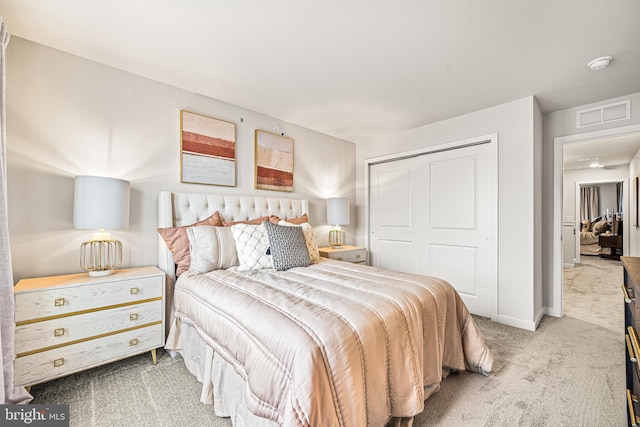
[562,255,623,334]
[30,257,626,426]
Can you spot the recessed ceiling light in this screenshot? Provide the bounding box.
[587,56,613,71]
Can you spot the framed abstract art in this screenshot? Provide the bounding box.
[254,130,294,192]
[180,110,236,186]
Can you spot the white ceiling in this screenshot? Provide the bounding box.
[0,0,639,143]
[564,133,640,171]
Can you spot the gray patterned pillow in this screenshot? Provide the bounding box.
[264,221,310,271]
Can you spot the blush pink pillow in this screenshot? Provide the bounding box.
[158,211,223,276]
[222,216,271,227]
[282,213,308,225]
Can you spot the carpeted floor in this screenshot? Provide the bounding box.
[29,256,626,426]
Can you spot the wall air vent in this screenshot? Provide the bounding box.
[577,100,631,128]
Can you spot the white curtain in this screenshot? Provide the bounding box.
[0,18,32,404]
[580,186,599,220]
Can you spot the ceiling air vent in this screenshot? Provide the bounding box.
[577,100,630,128]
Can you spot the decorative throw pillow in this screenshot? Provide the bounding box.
[230,223,272,271]
[581,220,590,232]
[281,213,309,225]
[264,222,310,271]
[278,220,319,264]
[157,211,223,276]
[186,226,239,273]
[223,216,271,227]
[592,219,610,236]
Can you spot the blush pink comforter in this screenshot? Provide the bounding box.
[167,259,493,426]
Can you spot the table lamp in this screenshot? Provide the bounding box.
[327,197,349,248]
[73,176,130,276]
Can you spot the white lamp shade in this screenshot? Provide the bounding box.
[73,176,130,230]
[327,197,349,226]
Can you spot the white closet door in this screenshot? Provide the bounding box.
[369,156,427,273]
[368,140,495,317]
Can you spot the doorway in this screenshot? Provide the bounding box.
[553,124,640,318]
[573,179,625,266]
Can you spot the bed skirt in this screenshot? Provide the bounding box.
[166,317,277,427]
[165,317,441,427]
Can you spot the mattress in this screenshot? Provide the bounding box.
[165,258,493,426]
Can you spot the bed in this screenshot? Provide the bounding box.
[158,191,493,427]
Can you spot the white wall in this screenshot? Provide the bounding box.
[564,168,627,221]
[356,96,541,330]
[6,37,356,282]
[533,98,543,325]
[597,182,620,218]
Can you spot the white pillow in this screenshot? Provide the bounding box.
[186,226,239,273]
[230,223,272,271]
[278,220,320,264]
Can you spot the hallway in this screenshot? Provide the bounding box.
[563,255,623,333]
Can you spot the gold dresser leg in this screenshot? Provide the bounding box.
[151,348,157,365]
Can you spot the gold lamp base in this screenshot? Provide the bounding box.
[89,269,115,277]
[80,239,122,276]
[329,229,345,248]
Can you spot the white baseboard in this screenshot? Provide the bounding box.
[496,314,537,331]
[544,305,562,318]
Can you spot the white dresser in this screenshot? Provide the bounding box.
[14,266,165,387]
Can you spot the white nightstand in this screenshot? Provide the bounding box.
[14,266,165,388]
[318,245,367,265]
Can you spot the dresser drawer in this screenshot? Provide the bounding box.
[627,389,639,427]
[15,276,163,323]
[321,248,367,264]
[15,300,162,355]
[14,323,162,386]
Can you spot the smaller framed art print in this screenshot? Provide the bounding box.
[255,130,294,192]
[181,110,236,186]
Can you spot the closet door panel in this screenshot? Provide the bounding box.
[368,138,496,318]
[369,157,425,273]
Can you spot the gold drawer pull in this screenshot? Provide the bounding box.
[355,254,362,259]
[628,389,639,427]
[130,338,139,346]
[53,328,65,337]
[53,358,64,367]
[130,287,139,295]
[629,327,640,367]
[627,334,638,363]
[54,298,65,307]
[129,313,139,321]
[623,285,635,303]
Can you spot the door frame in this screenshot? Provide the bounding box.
[573,178,627,266]
[552,123,640,318]
[364,133,499,321]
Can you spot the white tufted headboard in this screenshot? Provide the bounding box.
[158,191,309,285]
